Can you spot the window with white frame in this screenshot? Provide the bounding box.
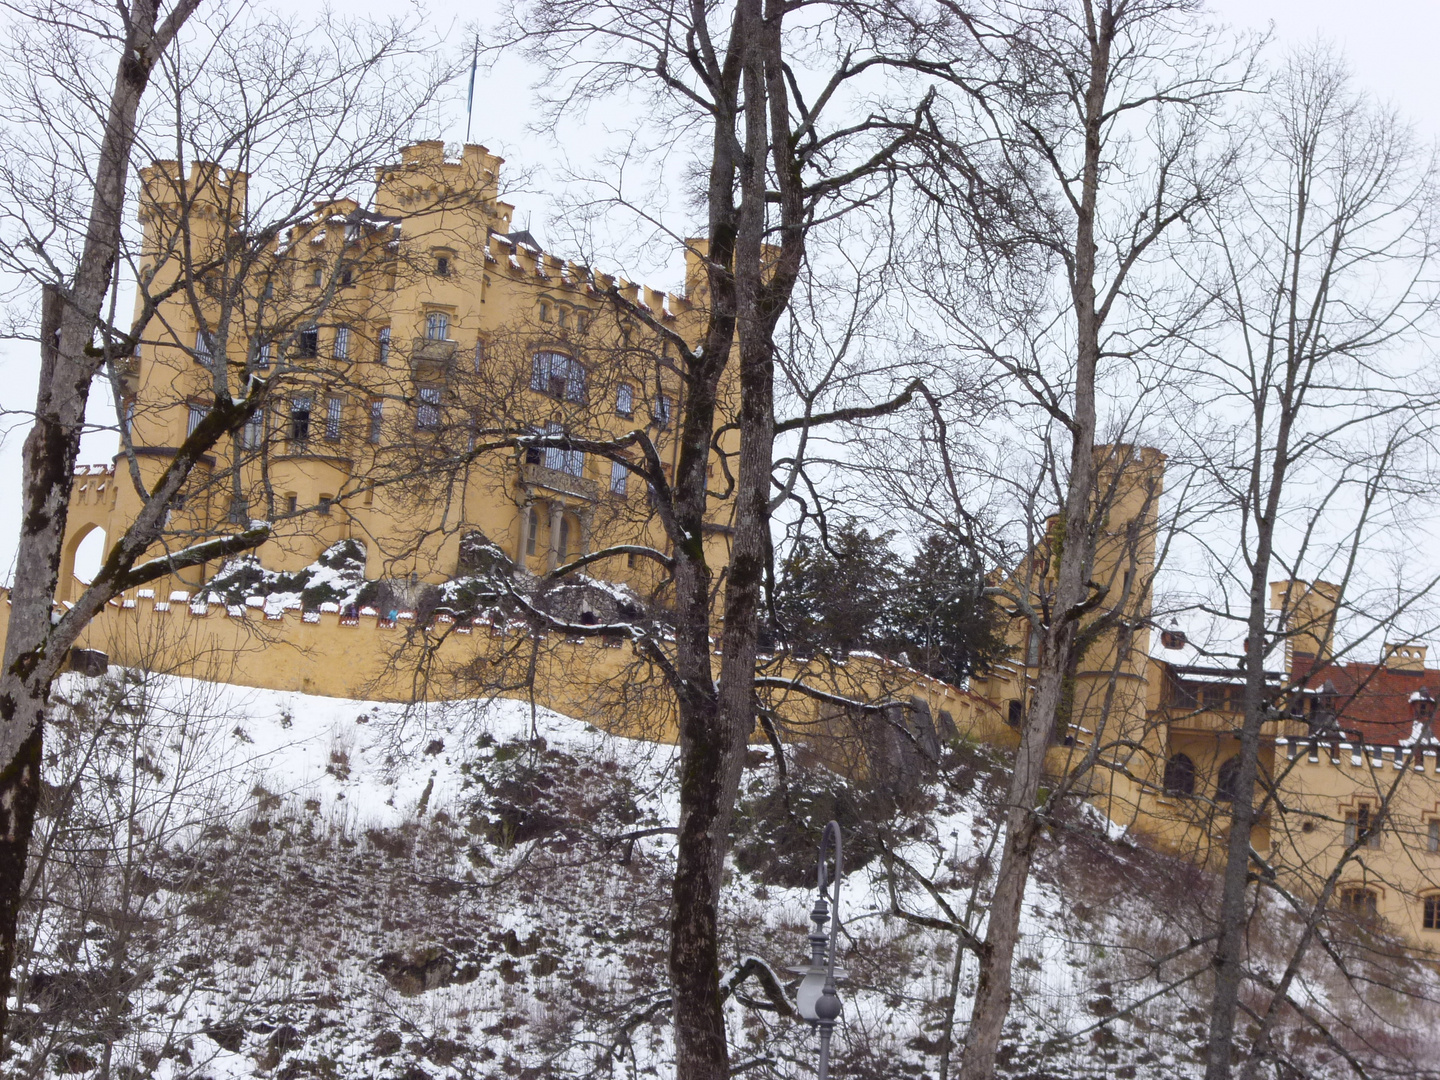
[333,326,351,360]
[240,408,264,449]
[425,311,450,341]
[416,386,441,430]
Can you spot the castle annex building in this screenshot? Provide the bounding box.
[44,143,1440,955]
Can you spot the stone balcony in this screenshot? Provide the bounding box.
[520,462,598,501]
[411,337,457,379]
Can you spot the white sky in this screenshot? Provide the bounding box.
[1,0,1437,582]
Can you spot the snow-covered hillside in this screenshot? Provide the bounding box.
[12,668,1440,1079]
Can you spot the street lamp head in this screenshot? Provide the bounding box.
[815,979,842,1023]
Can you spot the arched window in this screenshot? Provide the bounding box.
[1339,887,1378,920]
[1162,753,1196,797]
[1216,756,1243,803]
[530,351,586,402]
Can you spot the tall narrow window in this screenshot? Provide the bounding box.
[416,387,441,430]
[325,397,343,441]
[240,408,264,449]
[1430,819,1439,853]
[194,330,214,367]
[558,516,571,560]
[425,311,449,341]
[298,325,318,359]
[1426,895,1440,931]
[368,400,383,444]
[290,396,312,442]
[255,341,272,370]
[542,421,583,477]
[615,383,634,418]
[525,507,539,556]
[186,402,209,438]
[435,255,450,276]
[1162,753,1195,797]
[333,326,351,359]
[1345,804,1383,849]
[610,459,629,495]
[122,399,135,438]
[378,326,391,364]
[1215,756,1243,803]
[653,394,673,429]
[311,267,322,287]
[473,339,486,374]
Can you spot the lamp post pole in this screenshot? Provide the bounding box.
[791,820,844,1079]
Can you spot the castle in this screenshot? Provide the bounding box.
[40,143,1440,953]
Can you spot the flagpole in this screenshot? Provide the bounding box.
[464,44,478,145]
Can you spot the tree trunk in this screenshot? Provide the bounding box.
[957,7,1110,1074]
[0,0,200,1046]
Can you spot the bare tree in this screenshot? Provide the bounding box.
[0,0,450,1042]
[1183,46,1440,1080]
[898,4,1254,1074]
[458,2,963,1074]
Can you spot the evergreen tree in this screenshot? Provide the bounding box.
[770,520,896,658]
[885,533,1004,685]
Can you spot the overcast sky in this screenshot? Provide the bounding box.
[2,0,1437,582]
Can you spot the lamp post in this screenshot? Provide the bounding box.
[790,820,844,1079]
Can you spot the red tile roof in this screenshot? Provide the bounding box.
[1292,653,1437,745]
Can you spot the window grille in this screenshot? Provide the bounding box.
[368,400,383,444]
[333,326,350,359]
[610,460,628,495]
[186,402,208,438]
[378,326,391,364]
[616,383,634,418]
[541,421,583,476]
[417,387,441,430]
[194,330,214,366]
[325,397,343,441]
[425,311,449,341]
[530,352,586,402]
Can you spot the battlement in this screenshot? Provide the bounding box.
[1280,735,1440,774]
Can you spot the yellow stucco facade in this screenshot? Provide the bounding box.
[42,140,1440,953]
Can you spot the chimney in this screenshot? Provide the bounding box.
[1270,580,1339,666]
[1384,642,1427,672]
